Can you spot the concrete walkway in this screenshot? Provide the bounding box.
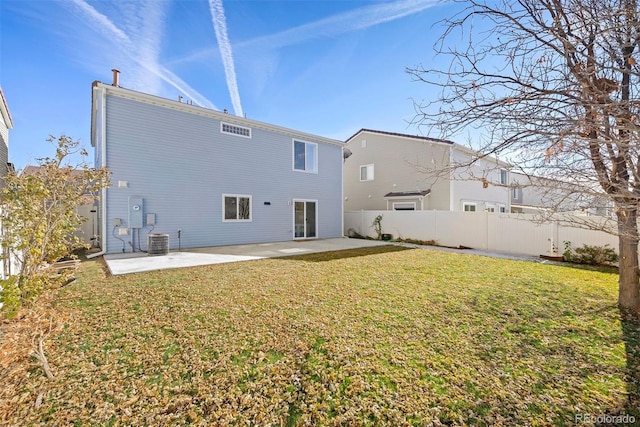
[104,237,389,275]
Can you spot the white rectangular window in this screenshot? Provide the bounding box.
[293,140,318,173]
[360,164,374,181]
[223,194,252,221]
[500,169,508,185]
[499,204,507,213]
[221,122,252,138]
[463,202,477,212]
[486,205,496,213]
[512,187,518,198]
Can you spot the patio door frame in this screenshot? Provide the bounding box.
[293,199,318,240]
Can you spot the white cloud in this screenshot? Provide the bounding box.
[208,0,243,116]
[64,0,217,109]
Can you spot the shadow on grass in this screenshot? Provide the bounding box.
[275,245,414,262]
[540,261,619,276]
[621,313,640,420]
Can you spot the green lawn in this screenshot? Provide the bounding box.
[1,246,638,426]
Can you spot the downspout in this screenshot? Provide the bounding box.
[87,85,108,259]
[449,147,455,211]
[341,145,345,237]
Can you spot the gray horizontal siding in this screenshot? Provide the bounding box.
[0,134,8,188]
[103,95,342,253]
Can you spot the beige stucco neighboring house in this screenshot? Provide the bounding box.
[22,165,97,247]
[21,166,97,247]
[343,129,511,212]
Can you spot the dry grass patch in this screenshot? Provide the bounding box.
[1,246,637,426]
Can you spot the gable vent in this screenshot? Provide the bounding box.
[221,122,251,138]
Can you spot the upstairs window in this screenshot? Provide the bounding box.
[221,122,251,138]
[500,169,508,185]
[293,140,318,173]
[223,194,252,221]
[360,164,374,181]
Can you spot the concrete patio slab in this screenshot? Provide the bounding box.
[104,237,390,275]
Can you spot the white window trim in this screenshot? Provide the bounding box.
[463,202,477,212]
[498,203,507,213]
[500,169,508,185]
[292,139,318,174]
[360,164,374,181]
[221,122,252,138]
[293,199,319,240]
[485,204,496,213]
[393,202,416,211]
[222,194,252,222]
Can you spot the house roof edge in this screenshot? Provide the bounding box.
[92,81,344,147]
[0,86,14,130]
[345,128,454,145]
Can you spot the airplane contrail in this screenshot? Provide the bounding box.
[66,0,217,110]
[209,0,243,117]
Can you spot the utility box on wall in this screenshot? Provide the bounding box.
[128,196,144,228]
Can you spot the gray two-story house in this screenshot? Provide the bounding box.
[91,77,344,254]
[1,86,14,279]
[0,87,12,187]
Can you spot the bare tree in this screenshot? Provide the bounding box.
[408,0,640,315]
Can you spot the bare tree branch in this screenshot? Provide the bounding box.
[408,0,640,313]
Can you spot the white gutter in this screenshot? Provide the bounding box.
[87,86,108,259]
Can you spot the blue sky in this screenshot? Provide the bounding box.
[1,0,456,170]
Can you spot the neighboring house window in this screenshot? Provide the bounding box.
[221,122,251,138]
[223,194,252,221]
[293,140,318,173]
[512,187,518,198]
[360,164,374,181]
[500,169,508,185]
[393,202,416,211]
[486,205,496,213]
[463,202,477,212]
[499,204,507,213]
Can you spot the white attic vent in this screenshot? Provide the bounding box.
[221,122,251,138]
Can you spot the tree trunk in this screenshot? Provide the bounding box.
[617,207,640,315]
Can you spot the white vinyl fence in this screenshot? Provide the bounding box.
[345,210,620,257]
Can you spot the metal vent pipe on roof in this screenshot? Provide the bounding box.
[111,69,120,87]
